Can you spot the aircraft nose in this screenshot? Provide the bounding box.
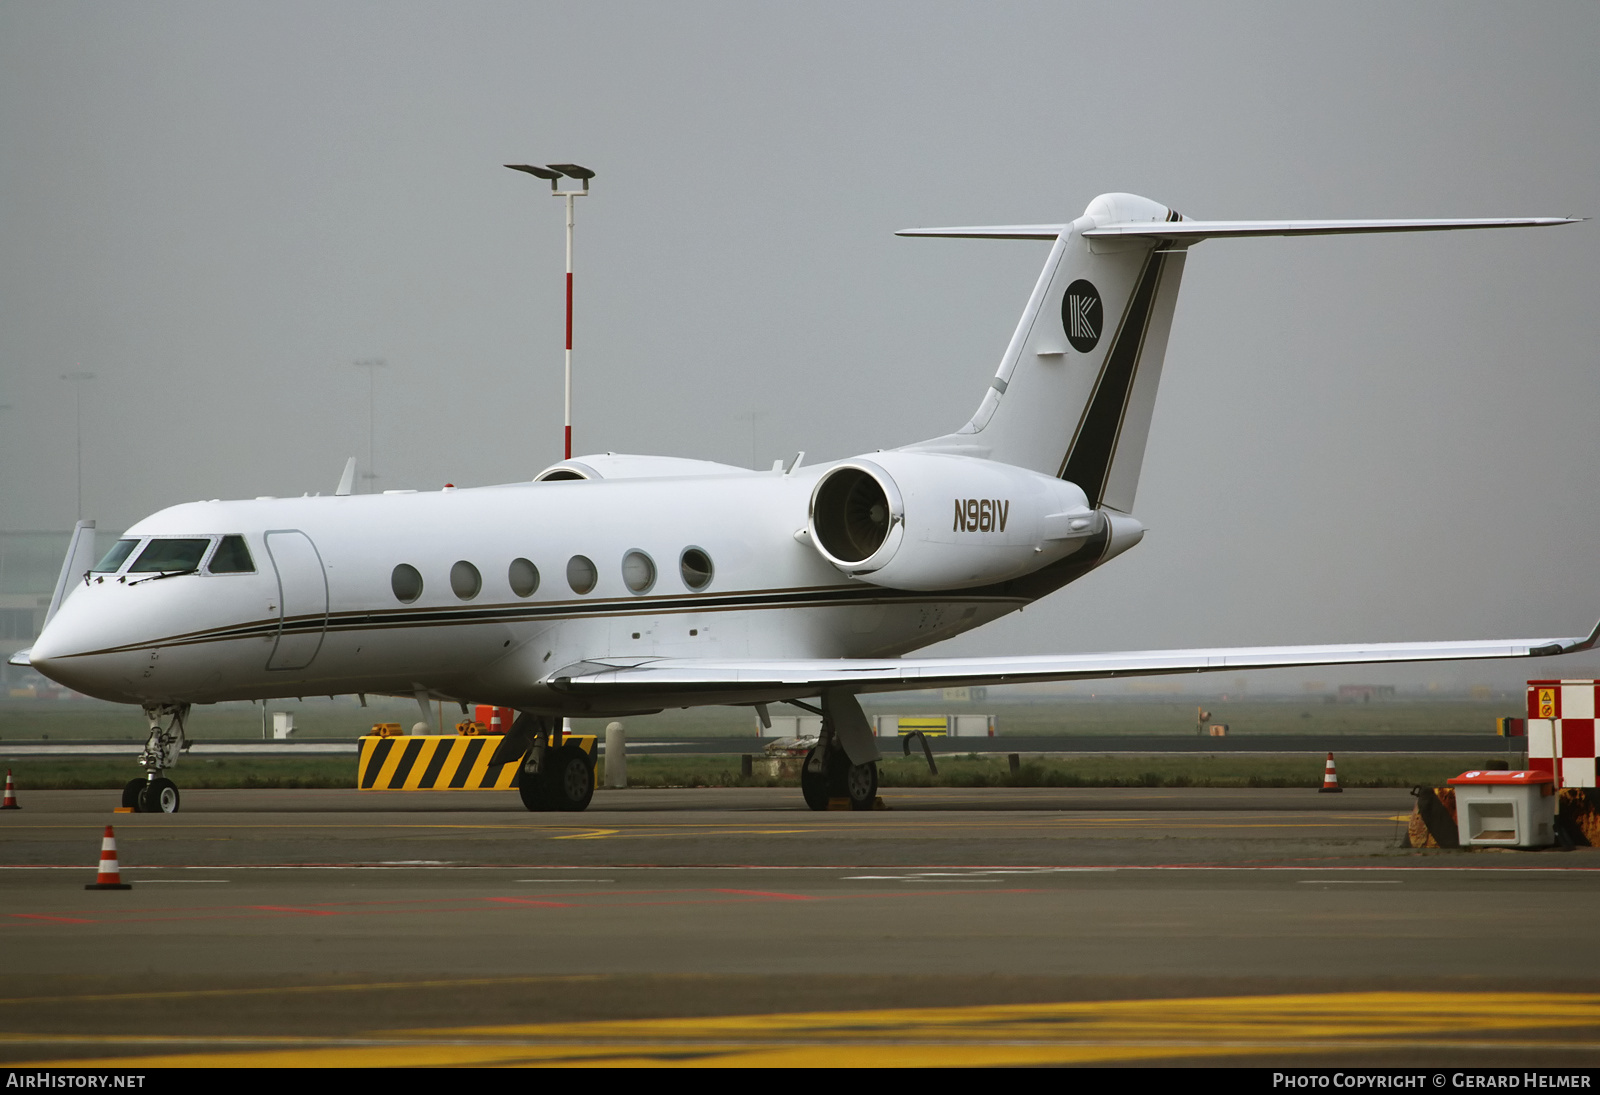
[27,612,104,694]
[27,618,74,680]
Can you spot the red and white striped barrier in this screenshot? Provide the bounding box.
[1527,681,1599,788]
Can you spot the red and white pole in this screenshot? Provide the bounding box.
[572,190,579,461]
[504,164,593,464]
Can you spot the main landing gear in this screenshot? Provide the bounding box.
[502,715,595,812]
[799,701,879,812]
[123,703,190,813]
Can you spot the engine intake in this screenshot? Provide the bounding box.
[811,465,899,564]
[807,452,1119,590]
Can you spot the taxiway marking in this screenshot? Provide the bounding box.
[14,991,1600,1068]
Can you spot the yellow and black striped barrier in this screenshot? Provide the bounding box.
[896,716,948,738]
[357,734,596,791]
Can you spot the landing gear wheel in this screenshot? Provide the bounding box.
[800,747,829,812]
[137,778,179,814]
[121,780,143,811]
[846,761,878,811]
[517,767,551,812]
[548,745,595,812]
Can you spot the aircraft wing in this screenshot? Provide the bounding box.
[550,619,1600,698]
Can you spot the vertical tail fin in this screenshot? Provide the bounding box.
[899,197,1575,513]
[901,192,1187,514]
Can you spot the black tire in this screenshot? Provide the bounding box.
[517,763,551,812]
[826,751,851,797]
[800,747,830,812]
[548,745,594,812]
[846,761,878,811]
[138,778,179,814]
[122,779,144,811]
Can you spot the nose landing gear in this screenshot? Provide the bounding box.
[125,703,190,813]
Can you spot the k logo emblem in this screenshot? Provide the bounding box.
[1061,279,1102,354]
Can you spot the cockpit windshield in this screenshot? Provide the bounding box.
[128,539,212,574]
[208,535,255,574]
[93,539,141,573]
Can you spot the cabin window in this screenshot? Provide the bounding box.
[128,538,211,574]
[208,535,255,574]
[94,539,140,573]
[566,555,597,594]
[680,547,714,591]
[450,560,482,600]
[508,558,539,598]
[391,563,423,603]
[621,550,656,594]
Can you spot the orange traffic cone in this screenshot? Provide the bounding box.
[1,770,18,810]
[85,825,132,890]
[1319,752,1343,794]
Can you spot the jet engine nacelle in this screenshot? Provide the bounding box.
[806,451,1111,590]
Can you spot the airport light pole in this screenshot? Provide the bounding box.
[59,371,96,520]
[505,163,595,461]
[351,358,387,493]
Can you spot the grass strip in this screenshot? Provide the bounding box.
[0,751,1518,792]
[1,757,357,790]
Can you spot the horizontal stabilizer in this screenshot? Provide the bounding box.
[895,225,1066,240]
[551,617,1600,699]
[1083,217,1581,240]
[896,217,1580,242]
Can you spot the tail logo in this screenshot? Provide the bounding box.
[1061,279,1102,353]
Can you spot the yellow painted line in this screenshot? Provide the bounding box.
[15,991,1600,1068]
[0,975,606,1008]
[551,830,620,840]
[12,1043,1247,1068]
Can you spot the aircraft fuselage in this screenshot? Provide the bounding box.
[30,464,1105,714]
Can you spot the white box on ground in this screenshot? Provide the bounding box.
[1447,770,1556,849]
[271,712,295,740]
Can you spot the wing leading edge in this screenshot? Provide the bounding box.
[550,618,1600,699]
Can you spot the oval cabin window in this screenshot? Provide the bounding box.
[622,550,656,594]
[450,560,482,600]
[566,555,597,595]
[391,564,424,603]
[680,547,714,591]
[508,558,540,598]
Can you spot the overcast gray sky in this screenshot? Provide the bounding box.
[2,1,1597,688]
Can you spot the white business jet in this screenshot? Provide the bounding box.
[14,192,1593,814]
